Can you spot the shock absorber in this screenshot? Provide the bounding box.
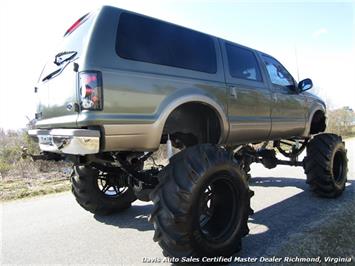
[166,134,173,159]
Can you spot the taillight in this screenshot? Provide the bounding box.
[79,72,103,110]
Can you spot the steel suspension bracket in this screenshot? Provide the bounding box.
[274,139,309,161]
[116,156,159,187]
[235,140,307,170]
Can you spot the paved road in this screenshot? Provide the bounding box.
[2,139,354,265]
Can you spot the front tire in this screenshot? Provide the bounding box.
[149,144,253,258]
[304,133,348,198]
[71,165,136,215]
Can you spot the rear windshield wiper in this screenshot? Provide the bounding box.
[54,51,77,66]
[42,69,61,82]
[42,51,77,82]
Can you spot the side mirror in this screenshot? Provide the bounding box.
[298,78,313,92]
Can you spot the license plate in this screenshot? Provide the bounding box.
[38,135,53,145]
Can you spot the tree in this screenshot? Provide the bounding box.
[326,106,355,136]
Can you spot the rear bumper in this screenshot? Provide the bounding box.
[28,129,100,155]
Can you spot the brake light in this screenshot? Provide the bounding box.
[64,13,89,37]
[79,72,103,110]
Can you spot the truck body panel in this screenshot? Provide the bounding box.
[30,5,326,154]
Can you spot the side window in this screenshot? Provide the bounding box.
[225,43,262,82]
[116,12,217,74]
[262,55,294,87]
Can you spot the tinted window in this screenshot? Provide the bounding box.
[116,13,217,74]
[262,55,294,87]
[226,44,262,81]
[40,13,95,82]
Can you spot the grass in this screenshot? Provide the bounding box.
[0,159,73,201]
[275,198,355,264]
[342,133,355,140]
[0,175,71,201]
[0,130,73,201]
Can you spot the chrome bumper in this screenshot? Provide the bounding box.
[28,129,100,155]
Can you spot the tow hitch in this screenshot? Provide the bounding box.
[21,146,64,161]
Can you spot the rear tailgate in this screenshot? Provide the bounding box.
[36,62,78,126]
[35,13,96,128]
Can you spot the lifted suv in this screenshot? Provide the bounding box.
[29,6,348,258]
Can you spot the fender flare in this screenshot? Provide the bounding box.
[303,106,326,137]
[155,94,229,144]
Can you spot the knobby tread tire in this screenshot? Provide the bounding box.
[304,133,348,198]
[71,165,136,215]
[149,144,253,258]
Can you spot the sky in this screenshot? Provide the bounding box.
[0,0,354,130]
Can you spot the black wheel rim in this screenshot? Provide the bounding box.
[97,172,128,197]
[333,151,345,183]
[198,174,239,241]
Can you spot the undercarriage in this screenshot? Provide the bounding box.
[66,137,311,196]
[24,133,348,258]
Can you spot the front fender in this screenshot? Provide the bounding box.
[303,101,326,137]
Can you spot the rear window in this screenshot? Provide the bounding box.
[39,13,95,82]
[116,12,217,74]
[226,43,262,82]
